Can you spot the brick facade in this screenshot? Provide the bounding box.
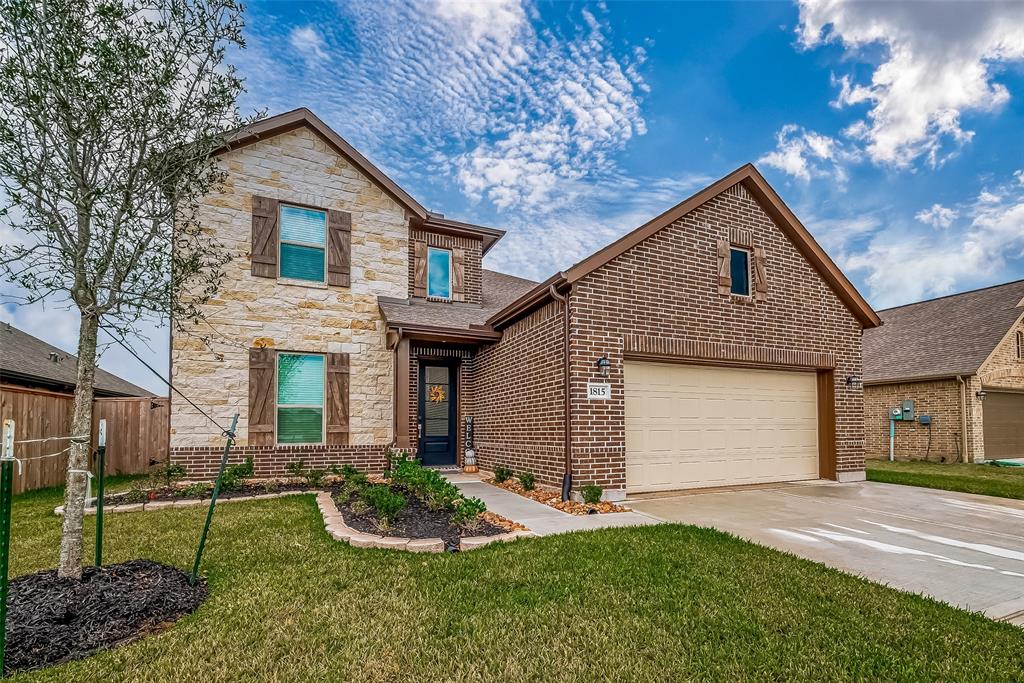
[863,379,964,462]
[408,229,484,305]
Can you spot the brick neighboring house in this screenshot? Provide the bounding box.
[863,280,1024,463]
[170,108,881,499]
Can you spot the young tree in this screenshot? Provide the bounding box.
[0,0,252,579]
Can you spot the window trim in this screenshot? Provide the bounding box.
[1017,330,1023,361]
[274,351,326,446]
[426,246,453,301]
[729,246,752,297]
[278,203,328,283]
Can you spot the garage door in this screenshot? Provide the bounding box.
[983,391,1024,460]
[625,362,819,493]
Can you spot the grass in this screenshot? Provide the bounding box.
[867,459,1024,500]
[6,483,1023,682]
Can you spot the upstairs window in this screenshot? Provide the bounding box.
[427,247,452,299]
[279,205,326,282]
[730,247,751,296]
[1017,330,1023,361]
[277,353,324,444]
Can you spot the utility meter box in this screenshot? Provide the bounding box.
[919,415,932,426]
[890,407,903,421]
[901,399,915,421]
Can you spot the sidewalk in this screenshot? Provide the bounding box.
[446,472,659,536]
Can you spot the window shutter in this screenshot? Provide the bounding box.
[452,247,465,302]
[717,239,731,295]
[413,240,427,297]
[753,246,768,301]
[251,196,279,278]
[327,209,352,287]
[248,347,275,446]
[325,352,350,445]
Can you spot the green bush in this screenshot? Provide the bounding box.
[494,466,513,483]
[304,468,327,488]
[452,497,487,531]
[179,482,212,498]
[361,485,407,530]
[518,472,535,491]
[122,487,148,504]
[285,460,307,478]
[581,485,603,504]
[220,457,255,492]
[390,458,461,511]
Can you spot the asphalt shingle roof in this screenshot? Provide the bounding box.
[0,322,152,396]
[863,280,1024,383]
[379,269,538,331]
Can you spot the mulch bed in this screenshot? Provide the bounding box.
[5,560,207,675]
[334,492,512,550]
[97,480,319,507]
[488,479,628,515]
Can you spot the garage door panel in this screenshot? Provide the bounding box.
[625,362,819,493]
[983,392,1024,460]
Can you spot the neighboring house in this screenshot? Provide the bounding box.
[170,108,880,499]
[863,280,1024,463]
[0,321,150,397]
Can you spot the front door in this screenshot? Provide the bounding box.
[418,362,457,466]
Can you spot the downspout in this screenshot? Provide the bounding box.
[956,375,968,463]
[549,284,573,501]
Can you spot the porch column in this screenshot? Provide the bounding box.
[394,337,412,450]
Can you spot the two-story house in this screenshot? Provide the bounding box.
[170,108,880,500]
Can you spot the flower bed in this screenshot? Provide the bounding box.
[488,478,628,515]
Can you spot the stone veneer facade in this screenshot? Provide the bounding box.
[170,126,407,475]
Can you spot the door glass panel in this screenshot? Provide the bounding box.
[424,366,449,437]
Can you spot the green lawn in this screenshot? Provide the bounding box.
[867,459,1024,500]
[7,483,1023,682]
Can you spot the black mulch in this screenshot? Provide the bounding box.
[334,491,505,550]
[5,560,207,675]
[97,481,316,506]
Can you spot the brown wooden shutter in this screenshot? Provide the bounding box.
[413,240,427,297]
[753,246,768,301]
[452,247,465,302]
[717,239,732,295]
[327,209,352,287]
[251,196,279,278]
[325,352,350,445]
[248,347,275,446]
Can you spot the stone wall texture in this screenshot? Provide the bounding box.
[170,126,407,459]
[979,316,1024,390]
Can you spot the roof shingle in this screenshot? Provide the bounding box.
[863,280,1024,383]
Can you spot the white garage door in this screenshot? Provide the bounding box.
[625,361,819,493]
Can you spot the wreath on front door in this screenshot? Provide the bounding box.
[428,385,446,403]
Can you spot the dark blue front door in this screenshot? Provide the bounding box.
[419,363,457,466]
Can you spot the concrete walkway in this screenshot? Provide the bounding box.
[447,473,658,536]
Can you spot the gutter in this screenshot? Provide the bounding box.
[548,283,573,501]
[956,375,969,463]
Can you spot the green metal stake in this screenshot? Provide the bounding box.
[1,419,17,676]
[190,414,238,586]
[94,419,107,567]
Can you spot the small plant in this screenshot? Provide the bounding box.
[285,460,307,479]
[494,466,513,483]
[348,498,369,516]
[122,487,148,504]
[518,472,535,491]
[304,468,327,488]
[147,461,188,491]
[361,485,407,531]
[581,485,603,505]
[220,457,255,492]
[179,481,212,498]
[259,479,280,495]
[452,497,487,532]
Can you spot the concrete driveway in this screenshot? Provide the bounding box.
[627,481,1024,625]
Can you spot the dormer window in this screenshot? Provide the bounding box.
[427,247,452,299]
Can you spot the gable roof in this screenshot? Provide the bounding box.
[214,108,428,220]
[863,279,1024,384]
[0,322,152,397]
[489,163,881,329]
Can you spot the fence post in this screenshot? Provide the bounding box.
[190,414,238,586]
[94,419,107,567]
[0,419,16,675]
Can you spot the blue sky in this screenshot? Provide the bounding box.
[4,0,1024,393]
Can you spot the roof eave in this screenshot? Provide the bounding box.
[486,273,568,329]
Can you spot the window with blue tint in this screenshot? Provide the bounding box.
[427,247,452,299]
[279,205,326,282]
[730,248,750,296]
[277,353,324,444]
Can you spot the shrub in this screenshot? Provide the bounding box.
[220,457,255,492]
[349,498,369,515]
[122,487,148,504]
[452,497,487,532]
[518,472,535,491]
[338,465,368,499]
[179,482,211,498]
[304,468,327,488]
[581,485,603,504]
[285,460,307,479]
[361,485,407,531]
[494,466,513,483]
[389,458,461,510]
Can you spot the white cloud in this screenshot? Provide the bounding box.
[797,0,1024,168]
[915,203,958,229]
[432,0,526,46]
[845,170,1024,307]
[757,124,854,183]
[288,26,327,65]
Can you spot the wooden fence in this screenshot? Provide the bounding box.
[0,384,168,494]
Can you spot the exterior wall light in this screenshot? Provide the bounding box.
[845,375,862,387]
[976,390,987,400]
[596,356,611,377]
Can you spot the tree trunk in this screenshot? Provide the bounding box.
[57,311,100,580]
